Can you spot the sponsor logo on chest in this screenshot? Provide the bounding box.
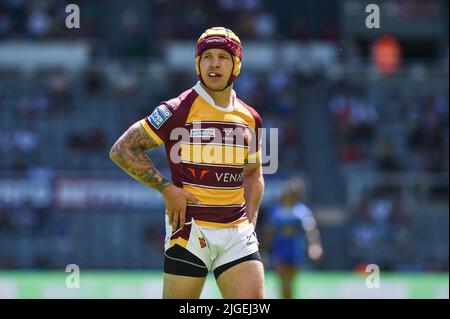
[215,172,244,183]
[190,128,216,138]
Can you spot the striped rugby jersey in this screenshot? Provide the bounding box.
[140,82,262,245]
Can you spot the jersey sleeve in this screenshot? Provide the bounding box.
[139,103,178,145]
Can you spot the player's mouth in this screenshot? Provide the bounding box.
[208,72,222,78]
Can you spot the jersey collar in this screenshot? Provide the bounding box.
[193,81,236,112]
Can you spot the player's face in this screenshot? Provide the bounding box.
[200,48,234,91]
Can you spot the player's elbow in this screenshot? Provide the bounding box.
[109,144,121,163]
[244,163,262,177]
[246,167,264,184]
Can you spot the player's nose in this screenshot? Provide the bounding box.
[210,56,220,67]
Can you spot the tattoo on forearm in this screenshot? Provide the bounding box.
[110,122,172,192]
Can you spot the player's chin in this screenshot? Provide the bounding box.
[203,78,228,91]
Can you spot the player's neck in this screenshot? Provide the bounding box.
[201,83,233,108]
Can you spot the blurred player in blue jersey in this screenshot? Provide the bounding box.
[264,177,323,298]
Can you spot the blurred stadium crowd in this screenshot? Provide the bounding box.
[0,0,338,41]
[0,0,448,272]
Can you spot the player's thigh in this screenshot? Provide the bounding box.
[163,273,207,299]
[216,260,265,299]
[163,244,209,299]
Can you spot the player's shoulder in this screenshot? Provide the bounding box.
[162,87,199,114]
[146,88,198,130]
[236,98,263,126]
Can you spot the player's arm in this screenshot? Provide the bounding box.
[109,121,172,192]
[109,121,199,231]
[302,215,323,261]
[243,162,264,227]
